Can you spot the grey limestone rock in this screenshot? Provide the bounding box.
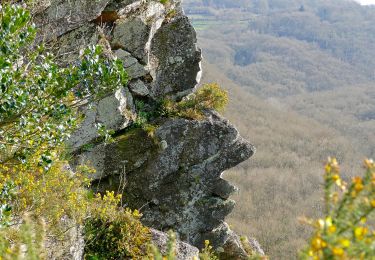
[113,17,151,62]
[36,0,263,257]
[151,229,200,260]
[45,217,84,260]
[81,112,255,249]
[68,87,134,150]
[115,49,148,79]
[52,24,99,65]
[34,0,110,40]
[221,232,265,259]
[149,15,202,98]
[128,79,150,96]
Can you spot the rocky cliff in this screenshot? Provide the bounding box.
[34,0,263,258]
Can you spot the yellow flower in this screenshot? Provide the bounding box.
[354,227,368,240]
[352,177,364,192]
[325,164,332,173]
[328,225,337,233]
[364,158,374,169]
[332,174,340,181]
[318,219,325,228]
[371,199,375,208]
[325,217,333,227]
[332,247,344,256]
[340,239,350,248]
[312,237,326,250]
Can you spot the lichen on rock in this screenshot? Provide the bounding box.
[33,0,264,258]
[79,112,255,250]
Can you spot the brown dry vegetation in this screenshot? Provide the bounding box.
[200,62,365,259]
[183,1,375,258]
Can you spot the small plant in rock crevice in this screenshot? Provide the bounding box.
[162,83,229,120]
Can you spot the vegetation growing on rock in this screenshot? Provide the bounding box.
[84,192,151,259]
[162,83,229,120]
[0,4,150,258]
[0,3,235,259]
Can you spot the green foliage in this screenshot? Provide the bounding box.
[159,0,170,5]
[0,4,127,166]
[131,83,227,138]
[134,100,151,127]
[84,192,151,259]
[300,158,375,259]
[199,240,219,260]
[0,4,148,259]
[0,217,45,259]
[163,83,228,120]
[0,181,15,227]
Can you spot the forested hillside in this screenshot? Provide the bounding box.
[183,0,375,259]
[184,0,375,156]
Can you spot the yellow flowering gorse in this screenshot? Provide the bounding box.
[301,158,375,259]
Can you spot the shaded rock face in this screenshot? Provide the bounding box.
[42,0,202,150]
[149,15,202,98]
[35,0,261,257]
[77,112,255,248]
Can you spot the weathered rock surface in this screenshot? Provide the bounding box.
[77,112,255,249]
[68,87,134,150]
[35,0,263,258]
[151,229,200,260]
[149,15,202,98]
[213,223,265,259]
[34,0,110,39]
[45,218,84,260]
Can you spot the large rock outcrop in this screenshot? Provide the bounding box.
[75,112,255,248]
[34,0,263,258]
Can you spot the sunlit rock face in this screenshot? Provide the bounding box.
[35,0,262,257]
[77,112,255,248]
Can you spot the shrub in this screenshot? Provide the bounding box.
[300,158,375,259]
[163,83,229,120]
[200,240,219,260]
[0,217,45,259]
[84,192,151,259]
[0,4,151,259]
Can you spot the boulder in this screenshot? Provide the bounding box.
[78,112,255,248]
[34,0,110,40]
[151,229,200,260]
[149,15,202,98]
[115,49,148,79]
[68,87,134,150]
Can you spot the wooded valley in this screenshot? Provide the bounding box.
[183,0,375,258]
